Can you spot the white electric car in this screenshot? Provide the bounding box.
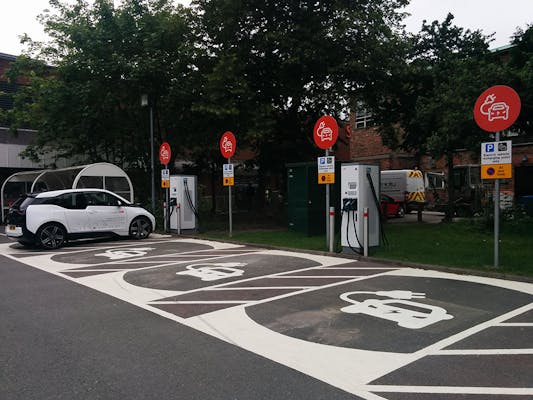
[5,189,155,249]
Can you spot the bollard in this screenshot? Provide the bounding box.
[363,207,369,257]
[177,203,181,235]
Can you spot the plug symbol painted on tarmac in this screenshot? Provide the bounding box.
[95,247,155,260]
[177,262,247,281]
[339,290,453,329]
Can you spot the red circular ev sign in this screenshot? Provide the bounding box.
[474,85,521,132]
[313,115,339,149]
[219,131,236,159]
[159,142,171,165]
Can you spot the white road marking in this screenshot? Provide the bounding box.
[365,386,533,395]
[435,349,533,355]
[151,300,248,304]
[2,238,532,400]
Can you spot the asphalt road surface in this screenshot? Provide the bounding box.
[1,232,532,400]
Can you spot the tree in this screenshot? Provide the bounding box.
[366,14,507,220]
[192,0,410,200]
[508,25,533,136]
[4,0,198,205]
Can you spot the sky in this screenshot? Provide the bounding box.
[1,0,532,56]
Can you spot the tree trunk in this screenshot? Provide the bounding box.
[444,152,455,222]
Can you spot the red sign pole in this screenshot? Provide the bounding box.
[159,142,172,233]
[313,116,339,250]
[474,85,521,268]
[220,132,236,237]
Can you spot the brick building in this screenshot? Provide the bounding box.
[343,106,533,208]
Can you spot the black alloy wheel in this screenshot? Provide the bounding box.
[36,223,66,250]
[129,217,152,239]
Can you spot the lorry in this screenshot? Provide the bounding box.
[380,169,426,214]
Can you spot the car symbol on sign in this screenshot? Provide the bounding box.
[488,102,509,121]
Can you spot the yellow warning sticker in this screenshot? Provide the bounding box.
[223,177,234,186]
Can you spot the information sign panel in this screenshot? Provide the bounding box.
[223,163,234,186]
[481,140,512,165]
[317,156,335,184]
[161,168,170,188]
[481,164,512,180]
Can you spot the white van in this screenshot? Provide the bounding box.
[381,169,426,213]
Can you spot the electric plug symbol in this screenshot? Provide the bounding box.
[339,290,453,329]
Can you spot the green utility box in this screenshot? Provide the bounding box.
[286,162,341,236]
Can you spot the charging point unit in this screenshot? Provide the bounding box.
[340,164,380,253]
[169,175,198,232]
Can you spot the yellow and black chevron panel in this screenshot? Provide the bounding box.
[407,191,426,202]
[408,170,423,178]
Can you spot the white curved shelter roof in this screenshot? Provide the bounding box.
[1,163,134,222]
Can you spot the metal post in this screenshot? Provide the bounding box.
[325,149,330,248]
[165,186,170,233]
[163,201,167,232]
[363,207,369,257]
[329,206,335,252]
[150,106,155,212]
[228,157,233,237]
[494,131,500,267]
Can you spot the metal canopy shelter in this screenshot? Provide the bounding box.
[1,162,134,222]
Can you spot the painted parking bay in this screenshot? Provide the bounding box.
[2,238,532,399]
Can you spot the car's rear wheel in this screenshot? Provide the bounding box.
[397,205,405,218]
[129,217,152,239]
[36,223,66,250]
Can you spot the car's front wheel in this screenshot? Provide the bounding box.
[129,217,152,239]
[36,223,66,250]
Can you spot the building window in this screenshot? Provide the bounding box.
[355,106,374,129]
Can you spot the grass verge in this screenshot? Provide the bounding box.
[199,219,533,277]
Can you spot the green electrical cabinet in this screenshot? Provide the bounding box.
[287,162,341,236]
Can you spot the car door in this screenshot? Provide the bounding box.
[58,193,90,233]
[85,192,127,232]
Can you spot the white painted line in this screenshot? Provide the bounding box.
[365,385,533,395]
[208,287,314,290]
[435,349,533,355]
[319,267,397,270]
[149,300,247,305]
[498,322,533,327]
[64,269,124,272]
[271,275,361,278]
[409,303,533,362]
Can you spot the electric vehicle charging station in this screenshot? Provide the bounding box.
[169,175,198,233]
[340,164,380,253]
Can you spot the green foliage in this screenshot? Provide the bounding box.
[5,0,198,171]
[367,14,500,158]
[192,0,410,169]
[3,1,533,206]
